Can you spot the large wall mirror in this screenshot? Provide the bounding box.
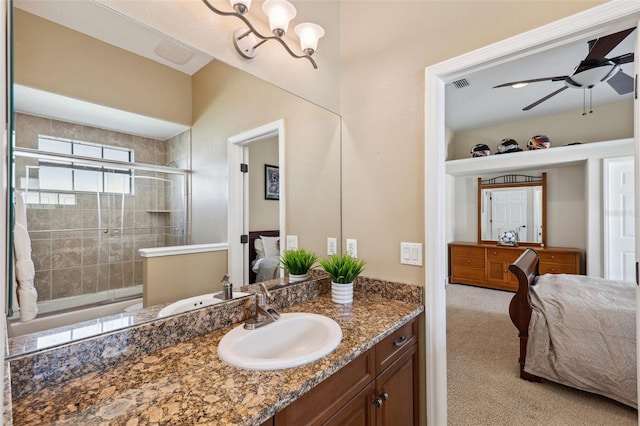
[477,173,547,247]
[8,0,341,350]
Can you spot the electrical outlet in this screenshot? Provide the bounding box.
[286,235,298,250]
[346,238,358,258]
[327,237,337,255]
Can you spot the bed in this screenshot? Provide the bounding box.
[508,248,637,408]
[248,230,280,284]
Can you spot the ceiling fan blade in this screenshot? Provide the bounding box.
[607,70,634,95]
[493,76,567,88]
[523,86,569,111]
[609,52,634,65]
[584,27,635,61]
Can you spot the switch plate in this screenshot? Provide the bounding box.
[286,235,298,250]
[327,237,337,255]
[400,242,422,266]
[346,238,358,258]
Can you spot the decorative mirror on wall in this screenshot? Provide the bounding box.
[477,173,547,247]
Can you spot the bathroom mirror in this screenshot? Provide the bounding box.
[477,173,547,246]
[7,0,341,351]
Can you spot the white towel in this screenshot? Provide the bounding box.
[13,191,38,321]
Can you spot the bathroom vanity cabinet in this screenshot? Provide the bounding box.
[271,316,419,426]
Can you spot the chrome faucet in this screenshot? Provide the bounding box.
[244,283,280,330]
[215,275,233,301]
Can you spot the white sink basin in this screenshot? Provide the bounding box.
[217,313,342,370]
[157,292,250,317]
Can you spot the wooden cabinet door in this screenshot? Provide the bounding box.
[374,344,418,426]
[323,381,376,426]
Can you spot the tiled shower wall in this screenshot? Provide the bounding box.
[14,113,190,303]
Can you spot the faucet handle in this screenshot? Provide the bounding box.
[259,282,271,298]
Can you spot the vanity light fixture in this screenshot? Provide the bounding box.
[201,0,325,69]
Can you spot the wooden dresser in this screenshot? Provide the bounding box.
[449,242,581,292]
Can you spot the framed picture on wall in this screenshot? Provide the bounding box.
[265,164,279,200]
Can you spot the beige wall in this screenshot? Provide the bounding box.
[14,9,192,126]
[249,137,279,232]
[453,165,586,251]
[190,60,341,257]
[339,1,605,284]
[143,251,227,307]
[450,100,633,160]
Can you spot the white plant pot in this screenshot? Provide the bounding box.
[331,282,353,304]
[289,273,308,283]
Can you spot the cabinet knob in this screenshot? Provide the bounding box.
[373,393,389,407]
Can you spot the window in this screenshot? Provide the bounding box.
[32,136,134,196]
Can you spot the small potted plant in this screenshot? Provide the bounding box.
[319,253,366,304]
[279,248,319,283]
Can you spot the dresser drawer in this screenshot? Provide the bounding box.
[538,252,577,265]
[539,263,578,274]
[486,248,521,262]
[451,266,486,282]
[451,256,485,269]
[375,318,417,375]
[451,245,485,258]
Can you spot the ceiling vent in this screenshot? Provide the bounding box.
[450,79,470,89]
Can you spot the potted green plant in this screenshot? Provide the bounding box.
[279,248,319,283]
[319,253,366,304]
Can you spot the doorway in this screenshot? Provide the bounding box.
[228,120,285,286]
[424,3,640,424]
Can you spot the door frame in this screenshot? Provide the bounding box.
[228,119,285,285]
[424,3,640,424]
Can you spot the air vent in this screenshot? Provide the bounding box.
[450,79,470,89]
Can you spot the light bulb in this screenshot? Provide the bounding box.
[262,0,297,37]
[294,23,325,56]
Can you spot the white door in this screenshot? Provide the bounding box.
[490,189,527,241]
[604,156,635,281]
[633,20,640,417]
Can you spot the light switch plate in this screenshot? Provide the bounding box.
[346,238,358,258]
[327,237,337,255]
[286,235,298,250]
[400,242,422,266]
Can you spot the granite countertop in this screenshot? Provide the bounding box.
[11,290,423,425]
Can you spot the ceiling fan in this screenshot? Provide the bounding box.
[494,27,636,111]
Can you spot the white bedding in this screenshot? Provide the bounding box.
[526,273,637,407]
[252,256,280,283]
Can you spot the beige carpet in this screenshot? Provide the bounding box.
[447,283,637,425]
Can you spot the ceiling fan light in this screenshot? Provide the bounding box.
[294,23,324,56]
[262,0,297,37]
[230,0,252,14]
[511,83,528,89]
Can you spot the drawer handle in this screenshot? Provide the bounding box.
[393,335,408,347]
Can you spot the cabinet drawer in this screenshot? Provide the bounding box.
[375,318,417,375]
[538,252,577,265]
[451,256,485,268]
[539,263,578,274]
[451,245,484,258]
[486,248,521,262]
[451,266,486,282]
